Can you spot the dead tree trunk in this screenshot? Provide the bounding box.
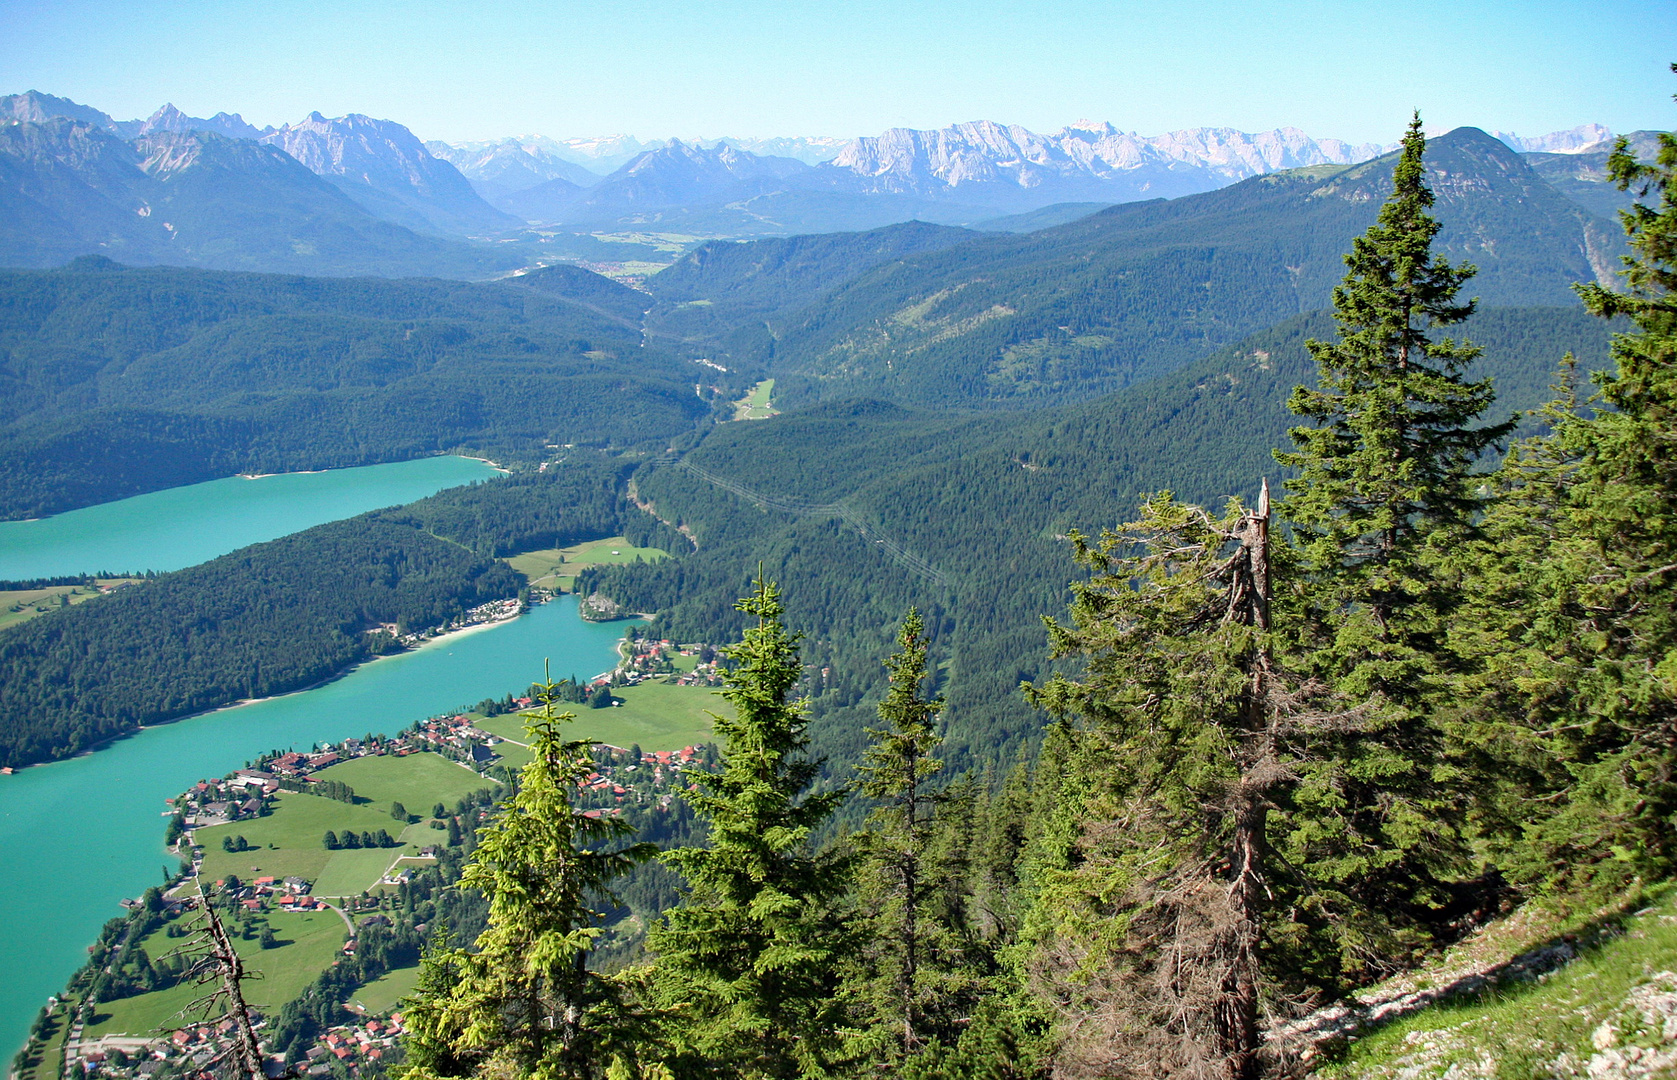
[1219,478,1274,1080]
[169,889,268,1080]
[203,899,267,1080]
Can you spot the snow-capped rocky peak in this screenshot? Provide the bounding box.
[1492,123,1614,154]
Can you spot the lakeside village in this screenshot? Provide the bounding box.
[18,637,725,1080]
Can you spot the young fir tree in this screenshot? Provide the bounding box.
[851,608,990,1059]
[648,575,852,1079]
[1023,489,1328,1080]
[397,672,655,1080]
[1454,95,1677,896]
[854,608,944,1056]
[1273,113,1511,948]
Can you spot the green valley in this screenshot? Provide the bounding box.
[3,86,1675,1080]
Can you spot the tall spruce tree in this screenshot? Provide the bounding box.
[648,575,851,1078]
[855,608,945,1056]
[1277,112,1512,649]
[1454,93,1677,896]
[397,674,654,1080]
[1273,113,1511,943]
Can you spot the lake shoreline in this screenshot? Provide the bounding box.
[0,603,535,776]
[1,456,501,583]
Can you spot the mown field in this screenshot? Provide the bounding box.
[195,793,410,891]
[0,579,143,632]
[313,752,497,814]
[732,379,778,420]
[350,964,423,1017]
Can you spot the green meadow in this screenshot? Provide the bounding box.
[0,579,143,632]
[195,792,407,888]
[476,679,720,752]
[505,536,668,592]
[194,753,497,896]
[350,964,424,1017]
[85,909,345,1037]
[732,379,777,420]
[314,753,497,813]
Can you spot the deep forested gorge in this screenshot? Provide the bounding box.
[583,303,1614,774]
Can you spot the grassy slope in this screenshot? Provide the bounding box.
[313,753,498,814]
[1318,885,1677,1078]
[85,910,345,1037]
[0,580,142,632]
[350,964,423,1017]
[475,679,720,752]
[732,379,777,420]
[505,535,669,592]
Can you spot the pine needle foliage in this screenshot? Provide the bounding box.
[1453,88,1677,897]
[1277,112,1513,655]
[648,574,852,1078]
[854,608,945,1057]
[1023,492,1336,1080]
[396,674,656,1080]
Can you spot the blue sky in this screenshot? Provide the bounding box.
[1,0,1671,144]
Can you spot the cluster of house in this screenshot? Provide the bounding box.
[178,742,385,831]
[167,1017,248,1056]
[617,639,724,689]
[577,744,704,815]
[179,776,272,829]
[672,651,725,688]
[392,595,523,647]
[637,746,702,786]
[67,1016,271,1080]
[302,1015,407,1076]
[68,1010,408,1080]
[232,875,327,913]
[398,713,501,767]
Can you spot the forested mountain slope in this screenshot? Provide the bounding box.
[1521,129,1667,221]
[0,261,718,518]
[686,128,1621,412]
[641,221,980,348]
[587,305,1614,772]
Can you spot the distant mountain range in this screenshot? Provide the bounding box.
[260,111,516,234]
[0,88,1644,275]
[428,117,1638,234]
[641,127,1629,412]
[1490,123,1614,154]
[1,91,513,240]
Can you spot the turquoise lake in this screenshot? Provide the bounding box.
[0,463,624,1060]
[0,456,501,580]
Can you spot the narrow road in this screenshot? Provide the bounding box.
[317,900,355,937]
[61,1018,84,1080]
